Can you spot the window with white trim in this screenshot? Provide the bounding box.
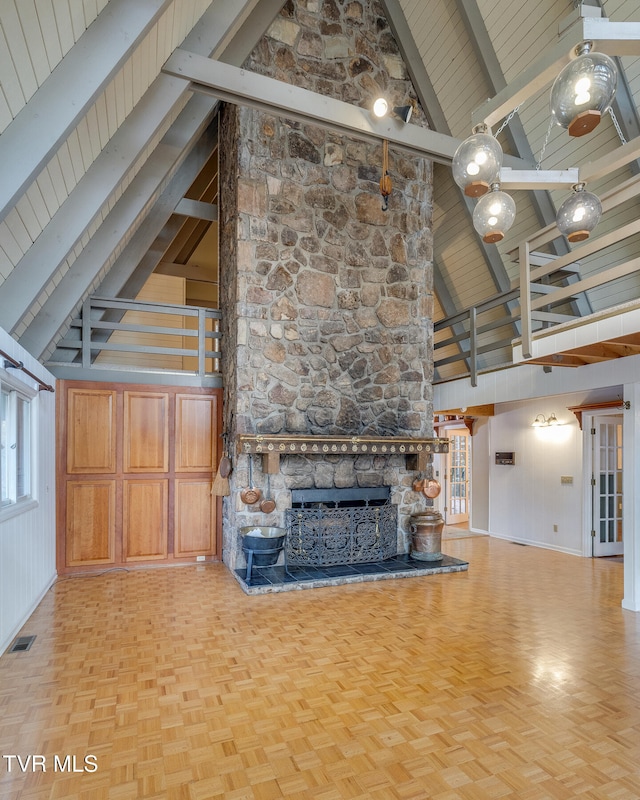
[1,381,33,510]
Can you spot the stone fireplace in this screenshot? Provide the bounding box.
[219,0,438,572]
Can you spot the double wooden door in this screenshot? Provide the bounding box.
[57,381,222,573]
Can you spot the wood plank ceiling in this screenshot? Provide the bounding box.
[0,0,639,382]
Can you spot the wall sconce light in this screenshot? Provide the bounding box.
[532,413,560,427]
[372,97,414,123]
[373,97,389,118]
[549,41,617,137]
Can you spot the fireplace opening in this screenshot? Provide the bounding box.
[290,486,391,508]
[285,486,397,567]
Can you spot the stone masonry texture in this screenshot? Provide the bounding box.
[219,0,435,569]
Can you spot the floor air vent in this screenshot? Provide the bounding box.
[8,635,36,653]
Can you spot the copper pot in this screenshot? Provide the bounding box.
[240,456,262,505]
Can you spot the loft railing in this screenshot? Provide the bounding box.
[436,179,640,385]
[50,296,222,381]
[434,290,520,387]
[435,257,591,386]
[518,175,640,359]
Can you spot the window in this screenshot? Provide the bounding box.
[1,382,33,510]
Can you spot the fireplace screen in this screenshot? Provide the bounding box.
[285,487,397,567]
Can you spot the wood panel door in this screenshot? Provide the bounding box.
[445,428,470,526]
[174,479,215,557]
[123,479,168,561]
[123,391,169,473]
[57,381,222,574]
[591,414,624,557]
[175,394,215,472]
[66,388,116,473]
[65,480,115,566]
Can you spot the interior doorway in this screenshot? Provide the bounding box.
[589,413,624,557]
[444,427,470,526]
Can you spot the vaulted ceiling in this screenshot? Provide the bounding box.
[1,0,639,383]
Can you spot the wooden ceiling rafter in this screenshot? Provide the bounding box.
[525,333,640,368]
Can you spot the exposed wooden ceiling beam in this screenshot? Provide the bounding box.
[0,0,174,224]
[523,333,640,369]
[0,73,196,333]
[19,103,217,359]
[14,0,285,357]
[155,262,218,282]
[471,17,640,129]
[163,49,464,165]
[173,198,218,221]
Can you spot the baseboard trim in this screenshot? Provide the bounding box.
[488,531,582,557]
[0,572,57,657]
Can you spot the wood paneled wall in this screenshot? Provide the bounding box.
[56,380,222,574]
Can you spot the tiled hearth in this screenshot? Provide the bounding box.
[234,553,469,595]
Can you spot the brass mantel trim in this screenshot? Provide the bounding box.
[236,434,449,473]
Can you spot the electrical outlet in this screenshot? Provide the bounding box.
[196,555,205,562]
[553,524,558,532]
[561,475,573,485]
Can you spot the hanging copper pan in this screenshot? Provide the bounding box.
[260,473,276,514]
[423,479,441,499]
[412,477,442,499]
[240,455,262,505]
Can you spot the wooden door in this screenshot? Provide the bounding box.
[57,381,222,573]
[65,480,115,566]
[591,414,624,557]
[445,428,470,525]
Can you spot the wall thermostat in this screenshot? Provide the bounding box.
[495,452,515,465]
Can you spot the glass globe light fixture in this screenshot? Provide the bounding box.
[472,183,516,244]
[556,183,602,242]
[452,123,503,197]
[550,41,617,136]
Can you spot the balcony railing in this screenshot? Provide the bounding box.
[47,296,222,385]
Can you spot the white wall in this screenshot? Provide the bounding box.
[435,359,637,557]
[485,396,584,554]
[471,417,489,532]
[0,329,56,655]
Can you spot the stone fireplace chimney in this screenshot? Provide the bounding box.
[219,0,435,571]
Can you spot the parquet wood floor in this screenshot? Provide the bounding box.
[2,536,640,800]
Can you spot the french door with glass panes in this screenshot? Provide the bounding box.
[445,428,470,525]
[591,414,623,557]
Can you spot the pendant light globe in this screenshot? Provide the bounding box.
[452,124,503,197]
[556,183,602,242]
[550,42,617,137]
[472,183,516,244]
